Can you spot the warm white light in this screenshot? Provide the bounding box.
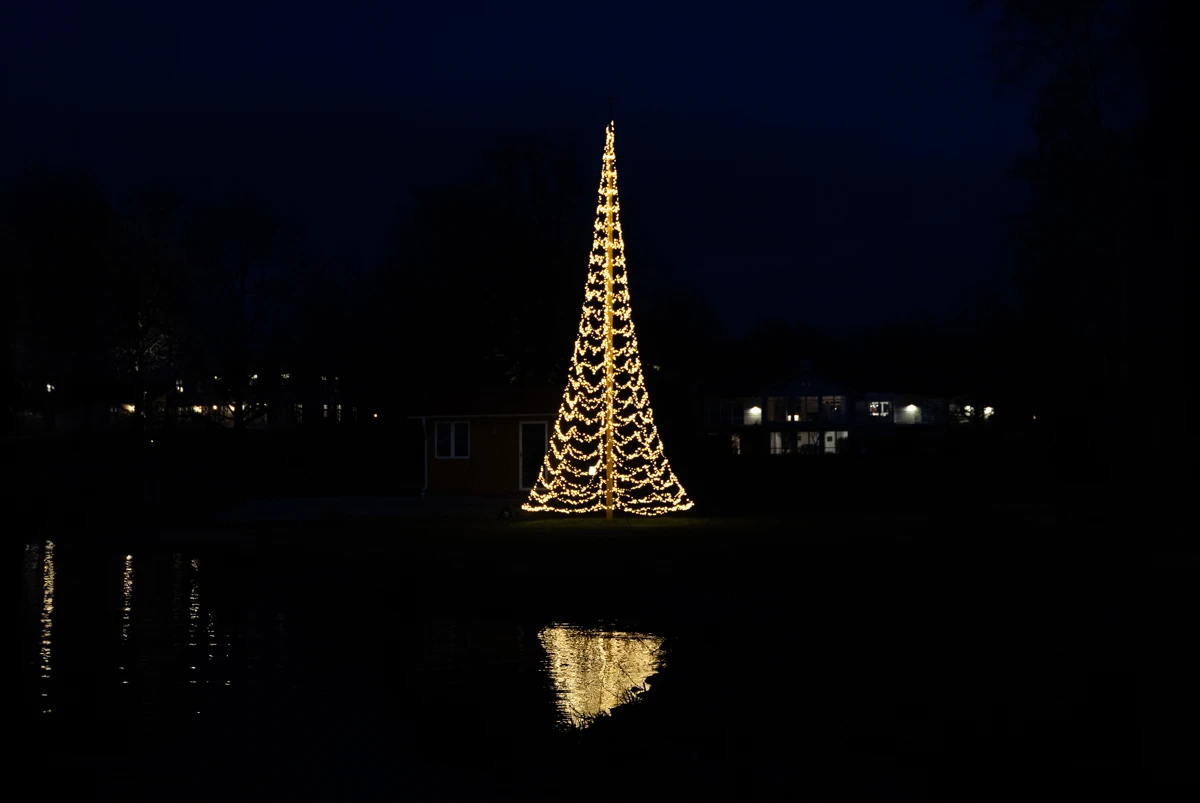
[46,383,54,393]
[212,405,217,411]
[192,405,203,414]
[906,404,918,412]
[749,406,762,415]
[983,406,994,419]
[373,413,378,418]
[122,404,136,413]
[539,625,664,728]
[521,121,693,517]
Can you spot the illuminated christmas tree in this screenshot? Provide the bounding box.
[523,121,693,517]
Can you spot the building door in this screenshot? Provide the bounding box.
[519,422,548,490]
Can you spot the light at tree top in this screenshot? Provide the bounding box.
[523,121,694,518]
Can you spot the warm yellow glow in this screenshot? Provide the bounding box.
[983,406,995,419]
[373,413,378,418]
[122,554,133,643]
[212,405,218,411]
[539,624,664,728]
[192,405,204,414]
[522,121,694,517]
[41,541,55,683]
[188,558,200,648]
[122,403,136,413]
[47,383,55,393]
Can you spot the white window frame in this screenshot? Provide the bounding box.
[435,420,471,460]
[518,420,547,490]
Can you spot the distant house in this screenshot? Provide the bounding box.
[705,373,954,457]
[410,387,561,498]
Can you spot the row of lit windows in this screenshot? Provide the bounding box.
[730,430,850,455]
[711,396,846,426]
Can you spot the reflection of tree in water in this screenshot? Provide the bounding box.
[539,625,664,729]
[24,542,55,714]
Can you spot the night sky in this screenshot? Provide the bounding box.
[4,0,1035,334]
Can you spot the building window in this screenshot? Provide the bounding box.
[730,433,741,455]
[823,430,849,454]
[797,431,821,454]
[821,395,845,422]
[323,403,329,419]
[519,421,547,489]
[869,400,891,418]
[294,402,303,424]
[335,404,342,422]
[435,421,470,459]
[175,379,184,393]
[744,402,762,426]
[766,397,789,422]
[795,396,819,422]
[769,431,792,454]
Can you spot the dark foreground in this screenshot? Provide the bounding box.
[15,507,1194,801]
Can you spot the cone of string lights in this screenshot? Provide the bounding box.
[522,120,694,518]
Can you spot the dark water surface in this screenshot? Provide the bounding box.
[15,518,1176,800]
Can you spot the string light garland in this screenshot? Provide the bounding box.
[523,121,694,518]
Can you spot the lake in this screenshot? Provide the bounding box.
[17,515,1163,800]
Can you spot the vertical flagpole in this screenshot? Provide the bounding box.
[604,117,616,520]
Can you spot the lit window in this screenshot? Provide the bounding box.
[744,405,763,426]
[294,402,303,424]
[435,421,470,459]
[730,433,741,455]
[821,395,845,421]
[769,431,792,454]
[794,396,818,422]
[175,380,184,393]
[821,430,849,454]
[797,431,821,454]
[323,403,329,419]
[869,401,891,418]
[335,404,342,422]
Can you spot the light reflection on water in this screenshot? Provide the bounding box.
[23,543,669,732]
[40,541,55,685]
[122,554,133,642]
[540,624,665,728]
[24,541,55,713]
